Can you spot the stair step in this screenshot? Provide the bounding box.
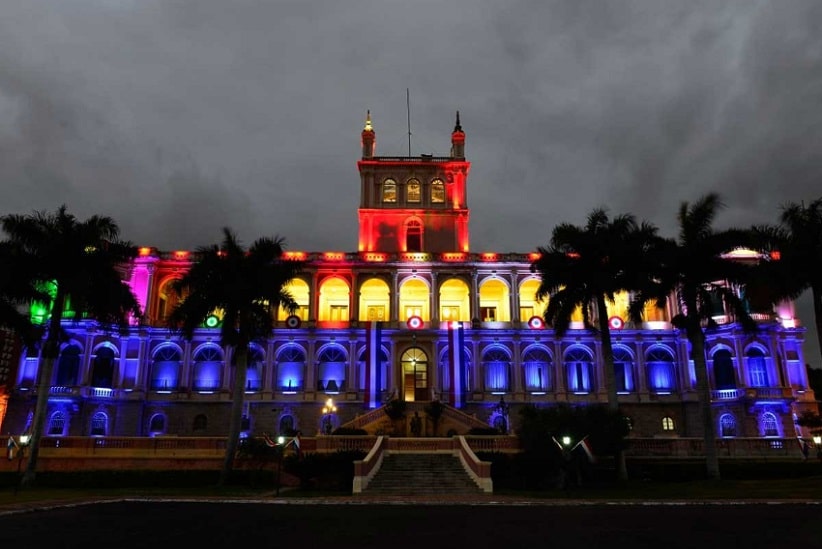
[363,453,483,495]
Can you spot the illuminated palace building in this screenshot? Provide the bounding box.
[1,112,817,442]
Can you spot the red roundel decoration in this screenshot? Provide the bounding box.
[527,316,545,330]
[608,316,624,330]
[406,315,423,330]
[285,315,301,329]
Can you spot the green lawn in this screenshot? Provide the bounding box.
[3,460,822,507]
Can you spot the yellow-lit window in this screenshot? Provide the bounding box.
[662,416,675,431]
[367,306,385,321]
[405,306,422,320]
[330,305,348,321]
[407,179,421,203]
[382,179,397,203]
[431,179,445,203]
[441,306,460,320]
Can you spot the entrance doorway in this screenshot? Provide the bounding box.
[401,347,428,401]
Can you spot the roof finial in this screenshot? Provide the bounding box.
[364,110,373,132]
[454,110,462,132]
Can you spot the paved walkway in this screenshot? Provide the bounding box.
[2,491,821,516]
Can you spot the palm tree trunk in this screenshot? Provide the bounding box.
[689,327,720,480]
[21,291,65,487]
[595,295,628,481]
[219,344,249,487]
[812,285,822,369]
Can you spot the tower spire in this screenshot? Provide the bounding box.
[361,110,375,158]
[450,110,465,159]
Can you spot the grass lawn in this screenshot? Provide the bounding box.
[2,460,822,507]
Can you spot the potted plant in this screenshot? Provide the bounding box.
[383,398,407,436]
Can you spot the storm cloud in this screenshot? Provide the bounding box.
[1,0,821,362]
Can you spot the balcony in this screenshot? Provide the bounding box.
[711,388,744,401]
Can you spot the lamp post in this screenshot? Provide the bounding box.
[813,434,822,461]
[321,398,337,435]
[275,435,285,496]
[495,396,510,434]
[14,434,30,495]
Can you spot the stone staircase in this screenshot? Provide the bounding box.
[363,453,484,496]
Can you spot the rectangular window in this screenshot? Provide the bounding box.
[431,181,445,203]
[330,305,348,321]
[367,306,386,321]
[382,182,397,203]
[441,306,460,320]
[405,306,422,320]
[480,307,497,322]
[407,181,421,203]
[519,306,535,320]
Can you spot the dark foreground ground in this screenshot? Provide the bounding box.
[0,500,817,548]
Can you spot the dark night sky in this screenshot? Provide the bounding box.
[1,1,820,365]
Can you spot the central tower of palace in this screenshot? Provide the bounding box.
[356,111,471,254]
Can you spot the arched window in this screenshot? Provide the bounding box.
[151,346,181,390]
[357,346,389,392]
[438,278,470,322]
[55,344,82,386]
[318,345,347,393]
[192,346,223,391]
[358,278,390,322]
[276,345,305,391]
[760,412,779,437]
[482,346,511,392]
[90,346,116,388]
[431,178,445,203]
[646,346,676,392]
[746,347,769,387]
[720,414,736,437]
[400,277,431,321]
[156,277,185,322]
[382,179,397,203]
[564,347,594,393]
[279,415,295,435]
[406,178,421,203]
[661,416,675,431]
[478,278,511,322]
[193,414,208,433]
[440,346,471,395]
[277,278,310,321]
[148,413,166,436]
[405,219,423,252]
[90,412,107,436]
[712,349,736,390]
[613,346,634,393]
[522,346,552,392]
[318,277,350,323]
[47,411,66,436]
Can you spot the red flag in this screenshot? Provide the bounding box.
[575,436,596,463]
[263,432,276,448]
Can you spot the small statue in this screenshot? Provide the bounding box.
[410,411,422,437]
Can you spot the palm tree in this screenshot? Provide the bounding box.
[749,198,822,366]
[168,228,303,486]
[0,241,45,347]
[1,205,141,486]
[629,194,757,480]
[531,208,661,481]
